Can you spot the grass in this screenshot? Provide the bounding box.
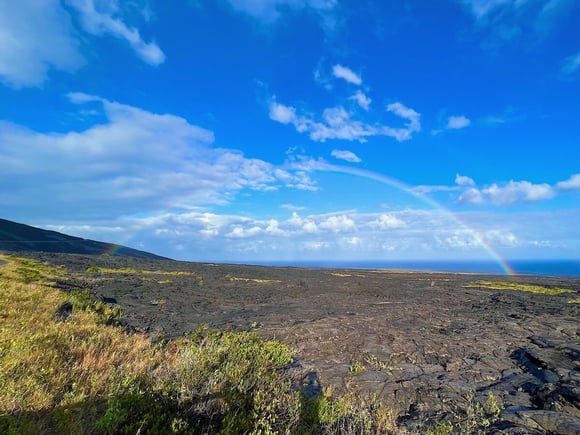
[464,280,575,296]
[86,265,204,286]
[0,254,401,434]
[225,273,281,284]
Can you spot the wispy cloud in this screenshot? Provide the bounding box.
[447,115,471,129]
[0,94,316,219]
[0,0,83,87]
[331,149,362,163]
[67,0,165,66]
[332,64,362,85]
[432,114,472,135]
[269,99,421,142]
[225,0,337,28]
[349,91,371,110]
[561,51,580,76]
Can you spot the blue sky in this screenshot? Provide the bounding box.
[1,0,579,264]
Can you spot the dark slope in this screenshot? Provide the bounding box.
[0,218,169,260]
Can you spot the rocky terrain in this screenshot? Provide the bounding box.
[13,252,580,434]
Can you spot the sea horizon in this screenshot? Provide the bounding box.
[226,259,580,278]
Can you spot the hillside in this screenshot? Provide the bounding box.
[0,218,168,260]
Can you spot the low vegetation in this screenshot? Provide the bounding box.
[0,255,400,433]
[86,265,204,286]
[464,280,575,296]
[225,273,281,284]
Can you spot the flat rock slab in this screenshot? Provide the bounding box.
[24,252,580,433]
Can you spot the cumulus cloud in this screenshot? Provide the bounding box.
[455,174,475,186]
[0,0,165,87]
[67,0,165,66]
[0,0,83,87]
[330,149,361,163]
[459,188,485,204]
[332,64,362,85]
[483,181,555,205]
[556,173,580,191]
[35,206,580,263]
[0,94,316,219]
[349,91,371,110]
[458,179,555,205]
[370,214,406,229]
[269,98,421,142]
[446,115,471,129]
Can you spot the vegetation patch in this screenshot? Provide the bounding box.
[465,280,575,296]
[0,254,398,433]
[87,266,204,286]
[225,273,281,284]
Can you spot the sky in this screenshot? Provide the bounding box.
[1,0,579,266]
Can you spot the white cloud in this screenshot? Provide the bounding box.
[0,95,316,219]
[455,174,476,186]
[447,115,471,129]
[269,98,421,142]
[413,185,460,194]
[458,180,555,205]
[226,0,337,25]
[31,207,580,263]
[483,181,555,205]
[67,0,165,66]
[459,187,485,204]
[318,214,356,232]
[370,214,406,229]
[556,173,580,191]
[349,91,372,110]
[332,64,362,85]
[0,0,83,87]
[384,102,421,141]
[330,149,361,163]
[561,51,580,75]
[485,229,518,246]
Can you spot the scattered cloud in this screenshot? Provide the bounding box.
[458,179,555,205]
[30,206,580,262]
[459,188,485,204]
[330,149,361,163]
[67,0,165,66]
[225,0,337,27]
[412,185,460,194]
[556,173,580,191]
[349,91,372,110]
[269,98,421,142]
[455,174,476,186]
[457,0,577,46]
[447,115,471,129]
[0,0,83,87]
[332,64,362,85]
[281,203,306,211]
[561,51,580,76]
[0,94,316,219]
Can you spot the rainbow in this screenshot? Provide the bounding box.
[102,243,123,256]
[296,161,515,275]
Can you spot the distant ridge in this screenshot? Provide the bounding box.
[0,218,169,260]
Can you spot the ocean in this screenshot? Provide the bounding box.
[253,260,580,277]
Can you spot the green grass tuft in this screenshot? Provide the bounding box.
[465,280,575,295]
